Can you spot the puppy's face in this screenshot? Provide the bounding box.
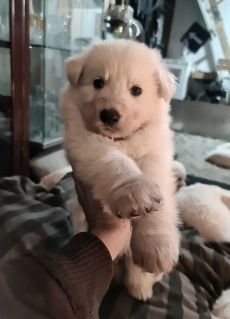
[66,40,175,139]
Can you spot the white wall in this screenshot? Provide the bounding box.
[167,0,230,72]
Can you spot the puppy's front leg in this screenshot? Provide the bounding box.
[123,250,162,301]
[131,211,180,275]
[131,153,180,274]
[66,134,162,218]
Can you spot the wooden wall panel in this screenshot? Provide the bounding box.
[10,0,29,176]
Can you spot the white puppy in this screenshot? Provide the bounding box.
[211,289,230,319]
[60,39,180,301]
[177,183,230,243]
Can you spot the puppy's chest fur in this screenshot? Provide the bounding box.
[109,128,155,161]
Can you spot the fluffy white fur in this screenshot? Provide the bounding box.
[177,183,230,243]
[172,160,187,190]
[206,143,230,169]
[60,39,180,300]
[176,176,230,319]
[211,289,230,319]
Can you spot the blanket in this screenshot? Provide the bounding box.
[0,173,230,318]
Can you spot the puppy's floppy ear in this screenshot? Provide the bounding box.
[65,56,84,86]
[158,63,176,102]
[157,64,176,102]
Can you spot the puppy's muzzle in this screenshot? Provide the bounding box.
[100,109,121,126]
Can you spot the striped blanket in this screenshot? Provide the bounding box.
[0,173,230,319]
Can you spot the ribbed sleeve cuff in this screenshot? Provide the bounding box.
[31,232,114,317]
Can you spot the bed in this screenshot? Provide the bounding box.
[0,172,230,319]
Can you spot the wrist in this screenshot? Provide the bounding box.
[91,218,131,260]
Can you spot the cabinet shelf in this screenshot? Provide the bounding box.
[0,41,81,53]
[29,43,82,54]
[30,137,63,150]
[29,0,104,150]
[0,40,10,49]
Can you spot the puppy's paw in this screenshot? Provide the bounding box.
[127,279,153,301]
[124,261,159,301]
[110,176,163,218]
[131,227,180,274]
[127,273,163,301]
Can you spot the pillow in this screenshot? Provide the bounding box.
[30,148,69,180]
[205,143,230,169]
[40,166,72,190]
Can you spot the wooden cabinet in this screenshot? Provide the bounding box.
[0,0,104,176]
[0,0,29,176]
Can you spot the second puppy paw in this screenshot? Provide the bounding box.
[131,225,180,274]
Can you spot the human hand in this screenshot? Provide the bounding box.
[73,171,132,260]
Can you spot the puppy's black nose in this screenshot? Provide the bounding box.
[100,109,120,125]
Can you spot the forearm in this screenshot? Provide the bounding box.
[0,232,113,319]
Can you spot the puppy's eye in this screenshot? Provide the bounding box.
[93,78,104,89]
[131,86,142,96]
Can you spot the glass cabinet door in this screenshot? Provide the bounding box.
[29,0,104,149]
[0,0,12,176]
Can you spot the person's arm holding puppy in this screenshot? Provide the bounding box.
[0,179,131,319]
